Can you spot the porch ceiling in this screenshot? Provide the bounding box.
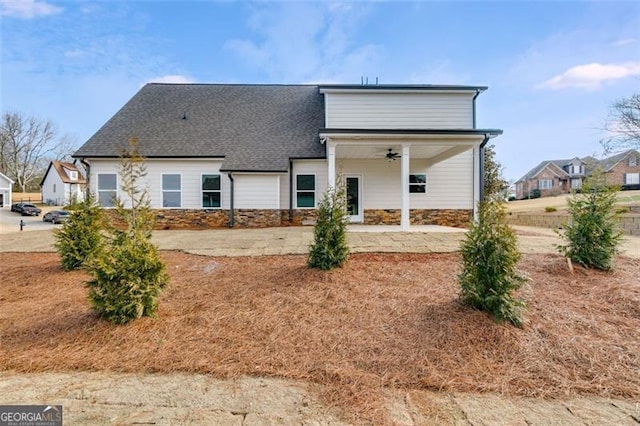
[336,144,461,159]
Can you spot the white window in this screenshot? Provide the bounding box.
[538,179,553,190]
[202,174,221,208]
[97,173,117,207]
[409,174,427,193]
[625,173,640,185]
[571,178,582,189]
[68,170,78,181]
[162,174,181,208]
[629,156,638,167]
[296,174,315,208]
[571,165,582,174]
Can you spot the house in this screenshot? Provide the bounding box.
[515,157,591,200]
[40,160,87,206]
[515,149,640,199]
[600,149,640,189]
[72,83,502,230]
[0,171,14,208]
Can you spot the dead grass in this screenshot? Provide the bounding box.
[1,252,639,424]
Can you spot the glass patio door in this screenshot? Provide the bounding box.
[345,175,362,223]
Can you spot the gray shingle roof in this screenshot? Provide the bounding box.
[73,84,326,172]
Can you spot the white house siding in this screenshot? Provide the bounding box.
[339,150,473,210]
[89,159,230,209]
[324,92,474,129]
[234,174,280,209]
[282,160,328,209]
[42,172,65,205]
[0,173,13,208]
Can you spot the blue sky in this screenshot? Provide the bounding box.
[1,0,639,181]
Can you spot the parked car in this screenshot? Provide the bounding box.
[20,203,42,216]
[10,202,26,213]
[42,210,70,224]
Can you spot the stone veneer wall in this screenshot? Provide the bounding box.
[104,208,473,230]
[363,209,473,227]
[507,211,640,236]
[104,209,319,230]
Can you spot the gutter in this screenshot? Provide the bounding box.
[227,172,234,228]
[289,159,293,222]
[472,89,481,129]
[479,135,491,202]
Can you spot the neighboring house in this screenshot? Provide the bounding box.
[73,83,502,230]
[515,157,591,200]
[40,160,87,206]
[515,149,640,199]
[0,171,14,208]
[600,149,640,189]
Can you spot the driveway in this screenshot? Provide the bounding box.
[0,205,62,234]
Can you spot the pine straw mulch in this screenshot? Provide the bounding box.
[1,251,639,424]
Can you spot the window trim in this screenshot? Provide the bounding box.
[68,170,78,181]
[295,174,316,209]
[538,179,553,190]
[409,173,427,194]
[161,173,182,208]
[97,173,118,208]
[201,173,222,209]
[625,173,640,185]
[629,156,638,167]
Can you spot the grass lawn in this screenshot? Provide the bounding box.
[1,251,639,424]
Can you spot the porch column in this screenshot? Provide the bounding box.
[401,144,410,231]
[327,141,336,189]
[473,143,480,220]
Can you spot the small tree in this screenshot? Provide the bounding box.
[556,172,623,271]
[601,92,639,153]
[86,139,169,324]
[308,182,349,270]
[483,144,509,201]
[459,201,526,326]
[54,193,104,271]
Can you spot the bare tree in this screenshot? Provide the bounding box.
[602,92,640,153]
[0,112,76,192]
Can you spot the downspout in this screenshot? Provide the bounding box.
[472,89,481,129]
[227,172,234,228]
[288,159,294,222]
[479,135,491,202]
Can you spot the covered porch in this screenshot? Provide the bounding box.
[320,129,501,231]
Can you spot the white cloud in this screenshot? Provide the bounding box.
[537,62,640,90]
[611,38,636,47]
[144,75,196,84]
[223,3,380,83]
[0,0,62,18]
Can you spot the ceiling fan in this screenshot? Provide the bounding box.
[384,148,401,161]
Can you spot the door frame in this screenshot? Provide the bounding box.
[344,174,363,223]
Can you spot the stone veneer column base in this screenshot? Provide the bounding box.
[363,209,472,227]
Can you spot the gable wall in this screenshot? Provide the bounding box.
[42,171,65,205]
[324,92,474,129]
[607,152,640,186]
